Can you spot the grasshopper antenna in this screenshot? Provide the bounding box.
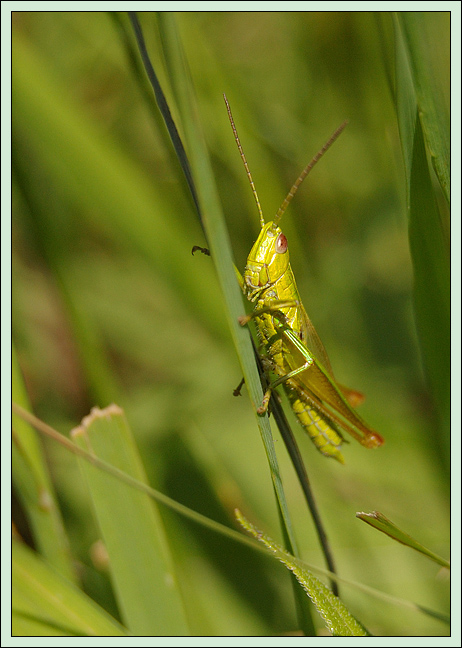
[273,120,348,226]
[224,94,265,228]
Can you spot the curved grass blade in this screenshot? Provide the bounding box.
[236,510,370,637]
[13,540,129,637]
[12,345,76,583]
[269,388,339,596]
[127,11,201,219]
[393,15,450,462]
[398,12,449,203]
[356,511,450,569]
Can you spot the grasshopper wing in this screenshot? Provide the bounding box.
[299,304,365,408]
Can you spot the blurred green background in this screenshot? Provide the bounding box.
[12,11,449,636]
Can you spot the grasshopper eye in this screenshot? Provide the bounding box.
[275,233,288,254]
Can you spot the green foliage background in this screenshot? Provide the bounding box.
[12,11,450,636]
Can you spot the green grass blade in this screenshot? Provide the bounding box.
[12,345,75,583]
[356,511,450,569]
[408,118,450,455]
[72,405,189,636]
[398,12,450,203]
[236,510,370,637]
[127,12,201,217]
[155,12,316,635]
[131,10,339,598]
[155,12,295,549]
[393,15,450,461]
[12,539,128,636]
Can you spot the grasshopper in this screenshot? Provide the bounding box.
[224,95,384,463]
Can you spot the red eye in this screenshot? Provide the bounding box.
[275,233,287,254]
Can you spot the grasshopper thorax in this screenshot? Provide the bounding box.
[243,222,290,302]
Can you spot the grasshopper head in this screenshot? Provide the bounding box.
[243,221,290,301]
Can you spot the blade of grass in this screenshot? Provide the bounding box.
[72,405,189,636]
[356,511,450,568]
[269,388,339,596]
[393,15,450,463]
[127,11,201,217]
[128,10,339,600]
[398,12,450,203]
[154,11,316,635]
[235,510,369,637]
[12,345,75,583]
[155,11,295,551]
[12,539,128,637]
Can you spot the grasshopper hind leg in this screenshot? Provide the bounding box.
[257,375,345,463]
[288,389,345,463]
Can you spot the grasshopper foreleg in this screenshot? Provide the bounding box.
[233,377,245,397]
[239,303,304,415]
[256,360,314,415]
[191,245,210,256]
[238,301,298,327]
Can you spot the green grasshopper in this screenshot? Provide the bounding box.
[224,95,384,463]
